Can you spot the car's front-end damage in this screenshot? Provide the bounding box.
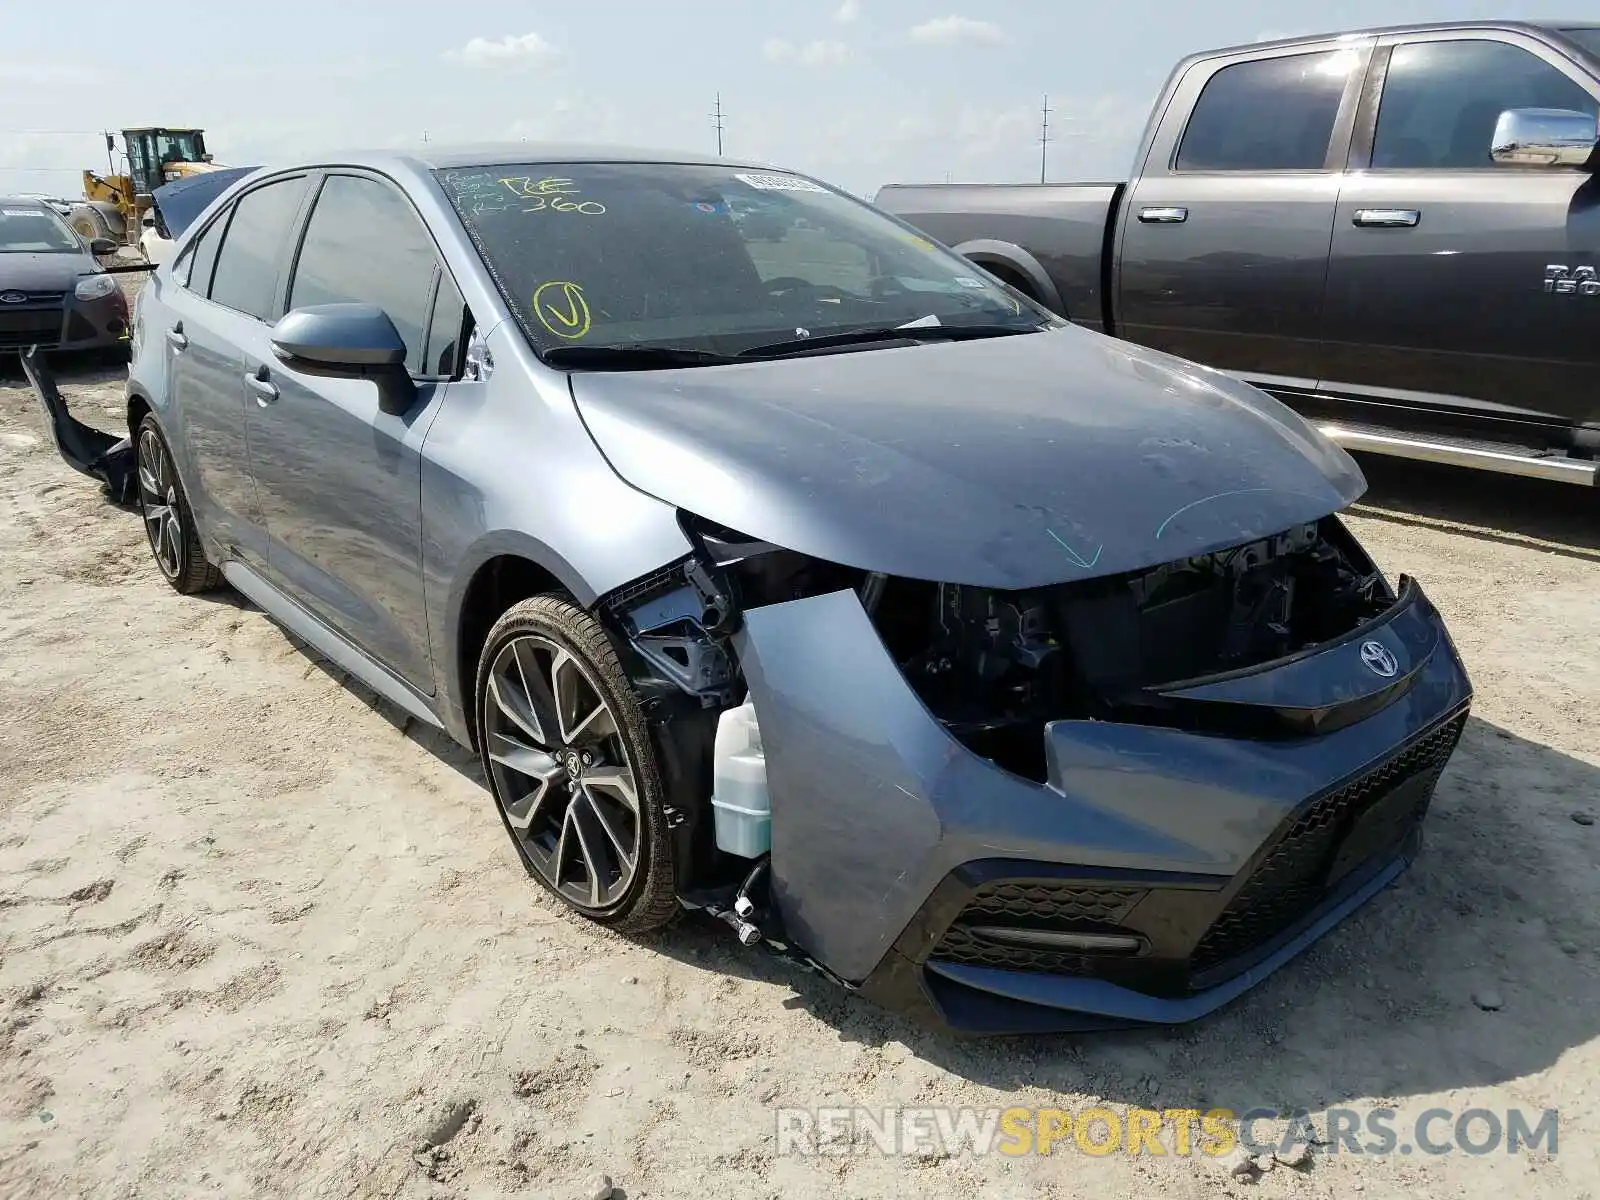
[576,329,1473,1035]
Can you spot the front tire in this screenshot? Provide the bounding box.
[135,415,221,594]
[474,594,679,934]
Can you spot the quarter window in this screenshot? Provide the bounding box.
[423,269,467,377]
[289,174,441,374]
[1372,40,1599,169]
[1176,50,1361,171]
[209,176,312,320]
[177,217,224,295]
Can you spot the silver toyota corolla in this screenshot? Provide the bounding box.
[117,145,1471,1034]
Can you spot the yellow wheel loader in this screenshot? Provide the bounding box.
[69,128,221,247]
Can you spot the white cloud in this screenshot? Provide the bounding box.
[835,0,861,22]
[445,32,562,67]
[761,38,854,66]
[909,15,1008,47]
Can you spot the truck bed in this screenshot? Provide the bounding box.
[874,182,1124,332]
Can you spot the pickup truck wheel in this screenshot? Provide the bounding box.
[475,594,679,935]
[983,264,1038,303]
[134,416,221,594]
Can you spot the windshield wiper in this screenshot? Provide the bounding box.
[736,322,1041,360]
[542,344,738,371]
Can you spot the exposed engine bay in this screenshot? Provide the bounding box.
[607,513,1396,788]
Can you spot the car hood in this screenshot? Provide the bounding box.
[0,252,91,291]
[571,325,1366,588]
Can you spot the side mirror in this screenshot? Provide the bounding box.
[270,303,417,415]
[89,237,119,256]
[1490,107,1599,168]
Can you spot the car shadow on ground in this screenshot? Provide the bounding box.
[1349,453,1600,559]
[649,715,1600,1114]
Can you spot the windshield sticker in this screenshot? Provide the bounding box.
[500,176,607,215]
[532,280,592,340]
[691,200,729,215]
[2,208,42,217]
[953,276,988,289]
[733,172,827,193]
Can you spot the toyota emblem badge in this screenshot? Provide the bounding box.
[1359,640,1399,678]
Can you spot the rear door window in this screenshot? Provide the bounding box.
[1176,51,1358,171]
[208,175,311,320]
[288,174,441,374]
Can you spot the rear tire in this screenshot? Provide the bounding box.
[135,415,221,594]
[474,594,680,934]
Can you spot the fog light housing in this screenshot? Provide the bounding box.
[966,926,1144,954]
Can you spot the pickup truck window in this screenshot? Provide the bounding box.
[1373,40,1599,169]
[1175,50,1359,172]
[1559,27,1600,58]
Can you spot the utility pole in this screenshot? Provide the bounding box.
[1038,94,1051,183]
[711,92,726,156]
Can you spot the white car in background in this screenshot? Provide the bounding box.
[138,211,175,266]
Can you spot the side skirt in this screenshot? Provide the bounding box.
[221,560,445,732]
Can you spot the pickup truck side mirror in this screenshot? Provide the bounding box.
[1489,107,1599,168]
[270,302,418,416]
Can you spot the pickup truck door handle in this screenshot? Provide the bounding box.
[1138,206,1188,223]
[1352,208,1421,228]
[243,370,279,406]
[165,323,188,350]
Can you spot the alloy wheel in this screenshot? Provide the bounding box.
[137,428,183,580]
[483,633,642,911]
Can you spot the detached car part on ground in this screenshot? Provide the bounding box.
[41,148,1471,1035]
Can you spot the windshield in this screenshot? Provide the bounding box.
[436,162,1055,358]
[0,205,81,253]
[1559,27,1600,59]
[154,131,206,164]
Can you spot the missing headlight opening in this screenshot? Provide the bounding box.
[609,513,1394,792]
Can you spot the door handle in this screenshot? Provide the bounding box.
[243,370,279,406]
[1138,206,1188,223]
[1352,208,1420,228]
[165,324,188,350]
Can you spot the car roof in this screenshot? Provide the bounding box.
[0,197,53,210]
[256,142,788,176]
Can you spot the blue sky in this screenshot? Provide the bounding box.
[0,0,1580,200]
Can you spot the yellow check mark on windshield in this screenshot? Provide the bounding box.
[532,281,592,340]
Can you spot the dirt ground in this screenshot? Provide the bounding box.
[0,354,1596,1200]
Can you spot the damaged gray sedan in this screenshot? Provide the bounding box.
[114,146,1471,1034]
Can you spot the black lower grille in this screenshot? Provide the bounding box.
[930,881,1147,973]
[0,302,64,348]
[1190,711,1467,973]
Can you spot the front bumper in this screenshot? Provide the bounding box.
[0,288,128,353]
[734,577,1472,1035]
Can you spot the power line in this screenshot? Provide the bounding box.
[710,92,726,156]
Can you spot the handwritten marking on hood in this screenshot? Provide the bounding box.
[1046,529,1103,571]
